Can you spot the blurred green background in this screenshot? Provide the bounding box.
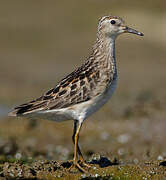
[0,0,166,163]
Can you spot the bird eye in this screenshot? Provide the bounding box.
[110,20,116,25]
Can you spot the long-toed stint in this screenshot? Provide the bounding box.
[9,15,143,172]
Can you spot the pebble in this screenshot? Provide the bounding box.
[95,173,99,177]
[157,155,163,160]
[81,174,87,178]
[117,148,125,155]
[15,152,22,159]
[117,134,130,144]
[133,158,139,164]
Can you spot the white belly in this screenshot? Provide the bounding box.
[76,77,118,121]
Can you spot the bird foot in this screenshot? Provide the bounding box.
[67,160,88,173]
[80,160,92,168]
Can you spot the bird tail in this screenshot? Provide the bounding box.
[8,100,47,117]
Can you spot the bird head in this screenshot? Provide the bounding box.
[98,15,144,38]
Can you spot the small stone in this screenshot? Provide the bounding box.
[157,155,163,160]
[91,153,101,161]
[17,169,23,177]
[15,152,22,160]
[118,148,125,155]
[117,134,130,144]
[133,158,139,164]
[95,173,99,177]
[81,174,87,178]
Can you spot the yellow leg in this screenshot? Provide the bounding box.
[68,120,89,172]
[73,121,91,168]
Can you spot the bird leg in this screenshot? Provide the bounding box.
[73,121,91,168]
[68,120,90,172]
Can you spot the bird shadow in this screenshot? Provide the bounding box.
[159,161,166,166]
[89,156,119,168]
[61,156,119,169]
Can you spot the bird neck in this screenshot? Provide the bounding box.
[94,33,117,75]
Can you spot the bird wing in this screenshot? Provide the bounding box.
[9,58,106,116]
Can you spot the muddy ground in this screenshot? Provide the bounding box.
[0,0,166,179]
[1,157,166,179]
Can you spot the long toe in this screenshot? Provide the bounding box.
[80,160,92,168]
[68,160,88,173]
